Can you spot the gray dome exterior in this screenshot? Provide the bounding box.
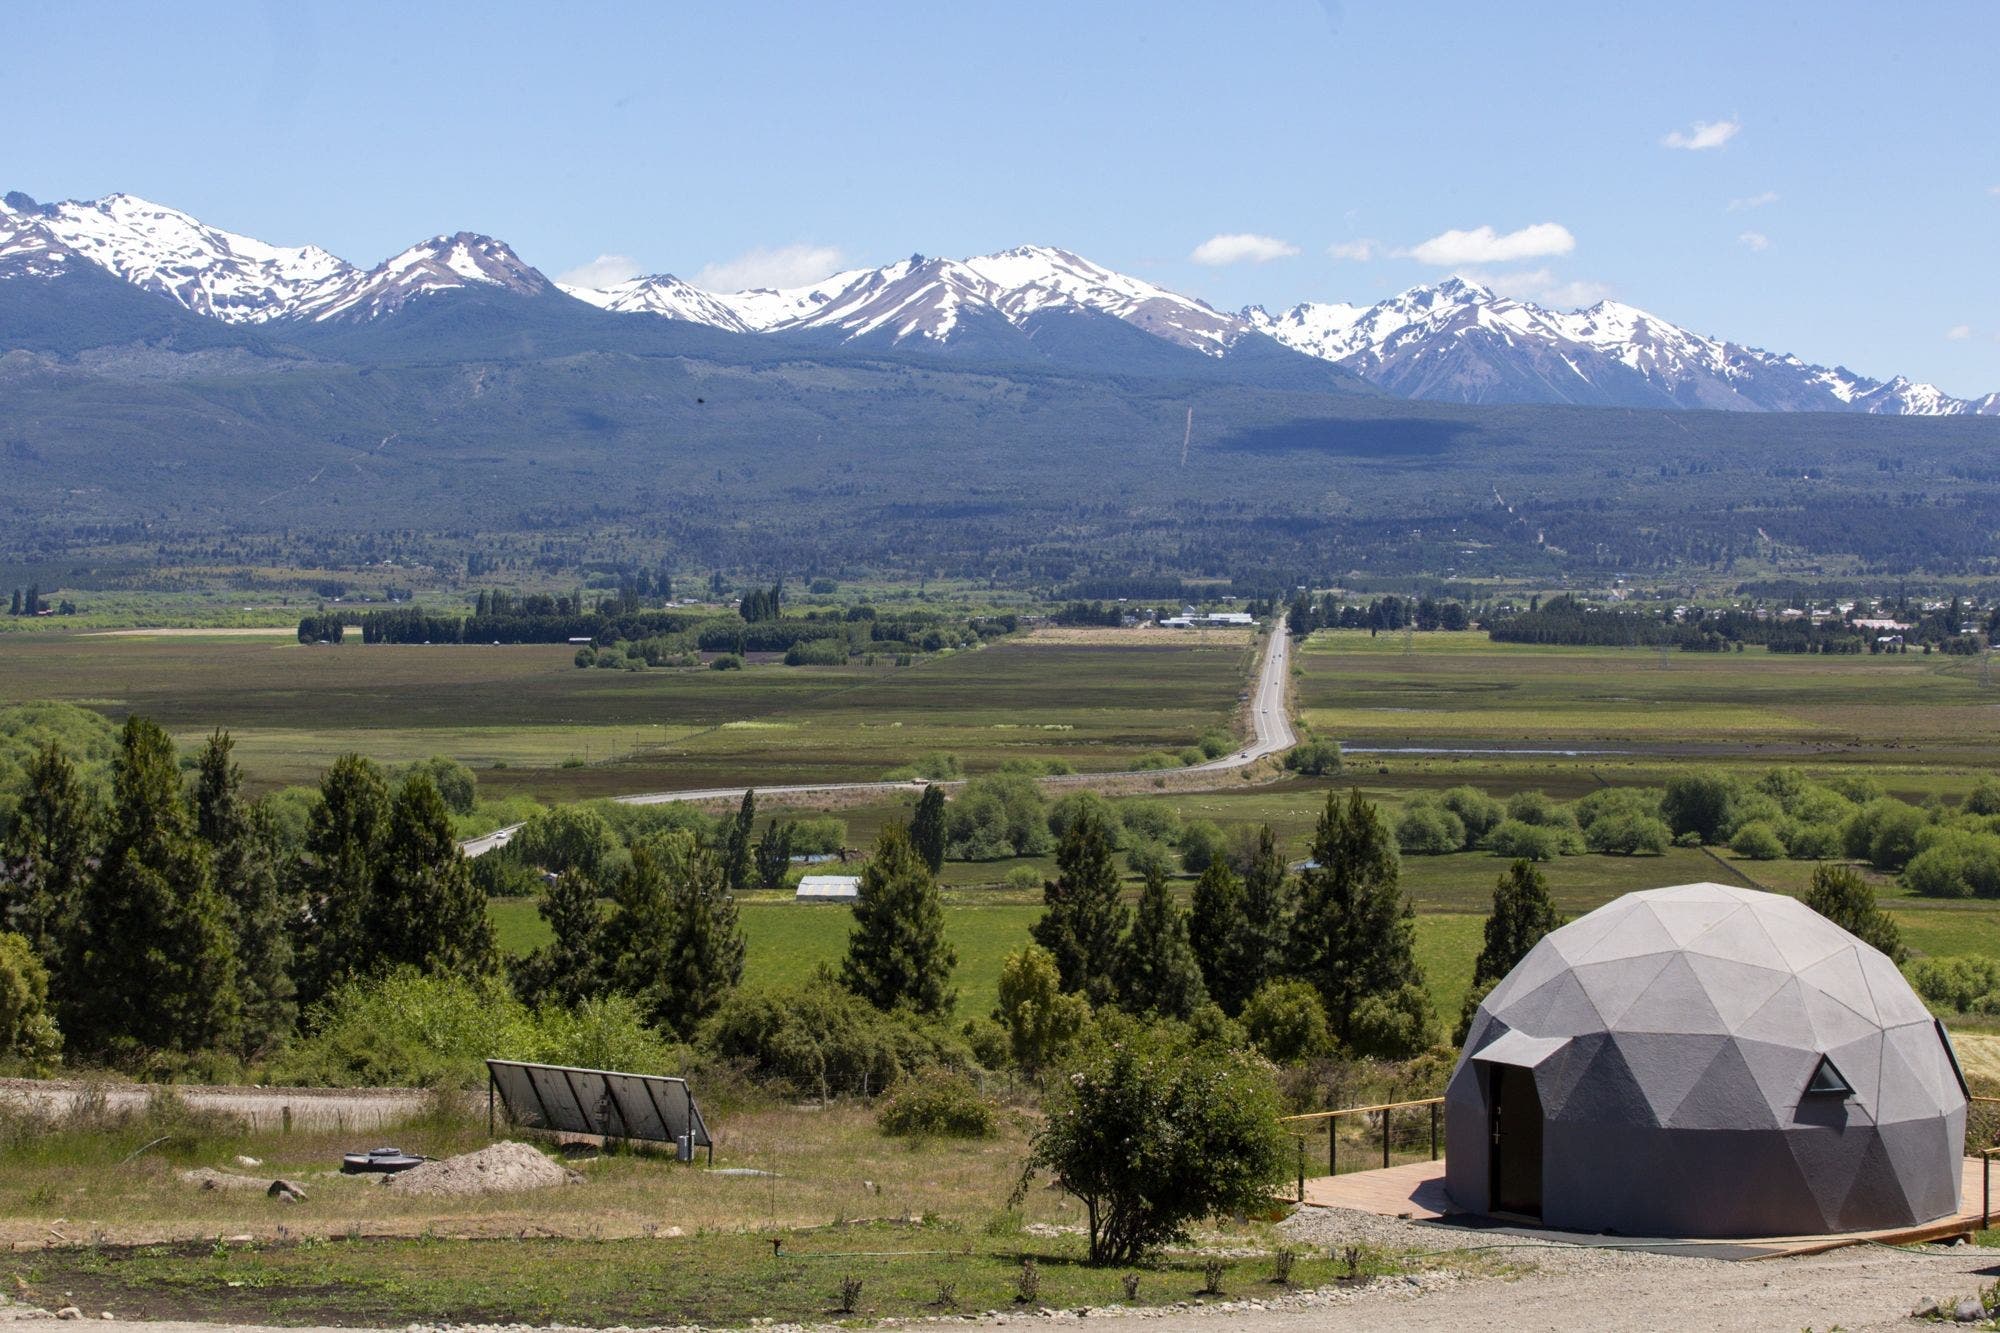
[1445,883,1967,1237]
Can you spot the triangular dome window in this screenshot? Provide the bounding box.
[1804,1055,1852,1097]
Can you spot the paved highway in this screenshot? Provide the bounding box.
[461,628,1296,858]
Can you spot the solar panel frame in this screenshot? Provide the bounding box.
[486,1059,712,1157]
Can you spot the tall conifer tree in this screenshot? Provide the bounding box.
[1115,867,1207,1019]
[0,743,98,995]
[1187,859,1243,1008]
[1029,809,1128,1005]
[194,731,297,1053]
[1290,789,1424,1045]
[73,718,241,1056]
[292,754,390,1009]
[365,773,495,981]
[722,789,756,891]
[909,785,948,875]
[841,824,956,1015]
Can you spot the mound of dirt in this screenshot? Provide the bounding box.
[382,1141,580,1198]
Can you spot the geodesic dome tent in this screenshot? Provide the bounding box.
[1445,883,1967,1238]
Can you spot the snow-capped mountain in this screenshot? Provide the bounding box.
[569,246,1250,354]
[1,189,1992,413]
[1246,278,1995,415]
[290,232,549,322]
[562,272,756,332]
[0,191,348,321]
[0,192,548,324]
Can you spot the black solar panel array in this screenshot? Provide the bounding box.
[486,1059,712,1157]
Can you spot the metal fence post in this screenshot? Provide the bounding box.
[1296,1138,1305,1203]
[1985,1152,1992,1232]
[1328,1117,1336,1176]
[1430,1102,1440,1161]
[1381,1109,1391,1170]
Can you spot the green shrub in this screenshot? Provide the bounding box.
[1119,801,1182,845]
[1906,957,2000,1013]
[1781,820,1845,860]
[876,1070,999,1138]
[884,752,963,782]
[1583,812,1671,856]
[1346,984,1438,1059]
[0,932,62,1075]
[1283,736,1342,777]
[1129,751,1179,772]
[1176,819,1227,874]
[1662,773,1736,844]
[788,815,848,855]
[1395,800,1465,855]
[1240,979,1331,1064]
[1439,786,1504,845]
[527,995,679,1074]
[1023,1025,1288,1265]
[784,639,849,666]
[1902,830,2000,899]
[1002,866,1043,891]
[709,653,743,671]
[1484,819,1578,861]
[1504,791,1575,829]
[702,981,970,1098]
[1844,798,1927,871]
[1196,730,1235,761]
[945,774,1051,861]
[512,804,623,879]
[405,756,477,815]
[470,847,543,898]
[1968,776,2000,818]
[1049,791,1121,845]
[1728,821,1786,861]
[272,969,542,1089]
[1574,786,1662,830]
[1125,839,1176,882]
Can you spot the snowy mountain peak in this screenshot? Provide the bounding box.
[9,191,352,322]
[291,231,549,323]
[561,272,754,332]
[1248,280,1996,415]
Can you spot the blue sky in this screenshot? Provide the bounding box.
[9,1,1998,394]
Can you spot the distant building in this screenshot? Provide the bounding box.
[795,874,861,903]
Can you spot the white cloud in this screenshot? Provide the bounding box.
[1662,117,1741,150]
[1460,267,1614,309]
[693,243,846,292]
[1326,239,1377,261]
[1737,230,1770,251]
[1404,222,1575,266]
[1946,324,1973,341]
[554,253,641,289]
[1728,190,1779,211]
[1189,233,1300,265]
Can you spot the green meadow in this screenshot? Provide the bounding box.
[0,630,1251,796]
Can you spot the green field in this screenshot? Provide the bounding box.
[1297,628,1998,787]
[0,630,1252,797]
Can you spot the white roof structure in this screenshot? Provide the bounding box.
[794,875,860,902]
[1446,883,1967,1238]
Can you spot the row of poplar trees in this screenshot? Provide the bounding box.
[1033,788,1439,1055]
[0,718,493,1063]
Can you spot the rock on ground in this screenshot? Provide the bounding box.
[383,1142,581,1198]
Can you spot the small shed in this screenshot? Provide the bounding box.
[795,874,861,903]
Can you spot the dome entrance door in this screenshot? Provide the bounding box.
[1490,1064,1544,1219]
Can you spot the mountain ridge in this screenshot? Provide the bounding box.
[1,189,1992,415]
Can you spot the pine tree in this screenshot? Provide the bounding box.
[194,731,297,1054]
[754,818,794,890]
[1471,860,1565,987]
[0,743,98,993]
[841,824,957,1015]
[1029,809,1128,1006]
[365,773,496,981]
[1228,825,1292,1010]
[7,589,19,617]
[1115,867,1207,1019]
[512,864,603,1008]
[22,585,38,617]
[291,754,390,1009]
[909,785,947,875]
[72,717,241,1057]
[722,789,756,891]
[1187,860,1243,1007]
[1803,863,1905,962]
[600,833,745,1037]
[1290,789,1424,1046]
